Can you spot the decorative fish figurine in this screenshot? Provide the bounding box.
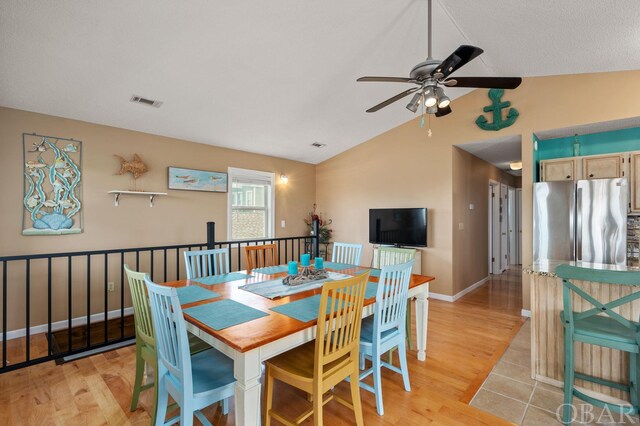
[183,179,197,183]
[59,200,74,209]
[63,144,77,152]
[114,153,148,179]
[42,200,57,208]
[176,175,191,179]
[25,160,47,169]
[62,169,74,178]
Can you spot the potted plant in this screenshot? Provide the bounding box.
[304,204,332,243]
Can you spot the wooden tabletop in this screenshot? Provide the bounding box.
[162,266,435,353]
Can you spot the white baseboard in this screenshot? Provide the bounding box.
[430,276,489,303]
[521,309,531,318]
[0,307,134,342]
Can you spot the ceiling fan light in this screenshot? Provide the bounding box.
[426,105,438,115]
[435,87,450,108]
[510,161,523,171]
[406,93,422,113]
[424,95,437,107]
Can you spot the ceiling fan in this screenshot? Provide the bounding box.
[357,0,522,117]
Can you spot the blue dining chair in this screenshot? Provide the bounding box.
[357,260,414,415]
[557,265,640,425]
[145,276,235,426]
[332,242,363,266]
[184,248,229,280]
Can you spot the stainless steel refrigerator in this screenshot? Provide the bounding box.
[533,178,628,265]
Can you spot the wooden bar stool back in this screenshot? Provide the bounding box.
[264,271,370,425]
[244,243,278,270]
[557,264,640,424]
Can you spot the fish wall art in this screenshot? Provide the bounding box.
[22,134,83,235]
[168,167,227,192]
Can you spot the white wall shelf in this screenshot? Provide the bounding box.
[108,190,167,207]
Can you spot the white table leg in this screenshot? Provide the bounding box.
[234,349,262,426]
[414,283,429,361]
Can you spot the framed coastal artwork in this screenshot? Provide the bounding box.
[22,133,83,235]
[168,167,228,193]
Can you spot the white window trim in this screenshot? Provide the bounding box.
[227,167,275,241]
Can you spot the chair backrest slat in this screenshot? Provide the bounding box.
[184,248,230,279]
[124,265,155,347]
[377,247,416,269]
[315,272,369,370]
[376,261,414,334]
[332,242,363,266]
[145,276,193,391]
[245,244,278,270]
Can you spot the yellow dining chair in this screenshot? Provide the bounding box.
[264,272,370,426]
[245,243,278,270]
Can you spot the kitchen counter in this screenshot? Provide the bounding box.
[524,260,640,277]
[528,259,640,401]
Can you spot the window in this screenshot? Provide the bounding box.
[228,167,275,241]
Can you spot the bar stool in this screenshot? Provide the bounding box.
[557,264,640,424]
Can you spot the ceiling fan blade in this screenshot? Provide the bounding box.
[445,77,522,89]
[431,45,484,79]
[366,87,419,113]
[435,105,452,118]
[357,76,415,83]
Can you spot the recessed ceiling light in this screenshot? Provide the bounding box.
[311,142,326,148]
[130,95,163,108]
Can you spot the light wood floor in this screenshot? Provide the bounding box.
[0,269,524,425]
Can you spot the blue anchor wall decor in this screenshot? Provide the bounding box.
[475,88,519,131]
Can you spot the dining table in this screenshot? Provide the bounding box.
[161,264,435,426]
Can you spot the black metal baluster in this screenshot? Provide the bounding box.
[237,243,241,271]
[25,259,30,363]
[2,260,7,368]
[150,250,154,281]
[47,258,52,357]
[163,249,167,282]
[176,249,180,281]
[68,256,72,353]
[136,250,140,272]
[120,252,125,339]
[104,254,108,344]
[86,255,91,349]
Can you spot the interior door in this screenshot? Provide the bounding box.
[508,187,516,265]
[516,188,522,265]
[489,182,501,274]
[500,184,508,272]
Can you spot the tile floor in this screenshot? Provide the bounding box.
[470,321,640,425]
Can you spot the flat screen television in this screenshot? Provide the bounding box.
[369,208,427,247]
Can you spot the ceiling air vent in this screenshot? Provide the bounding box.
[311,142,326,148]
[130,95,163,108]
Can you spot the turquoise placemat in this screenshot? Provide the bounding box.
[272,283,377,322]
[176,286,221,305]
[365,282,378,299]
[194,272,253,286]
[324,262,358,271]
[184,299,268,330]
[251,265,288,274]
[239,271,351,299]
[271,295,330,323]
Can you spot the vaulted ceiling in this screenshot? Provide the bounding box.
[2,1,640,164]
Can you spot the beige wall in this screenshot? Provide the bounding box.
[452,147,520,295]
[317,70,640,304]
[0,107,316,330]
[0,107,315,255]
